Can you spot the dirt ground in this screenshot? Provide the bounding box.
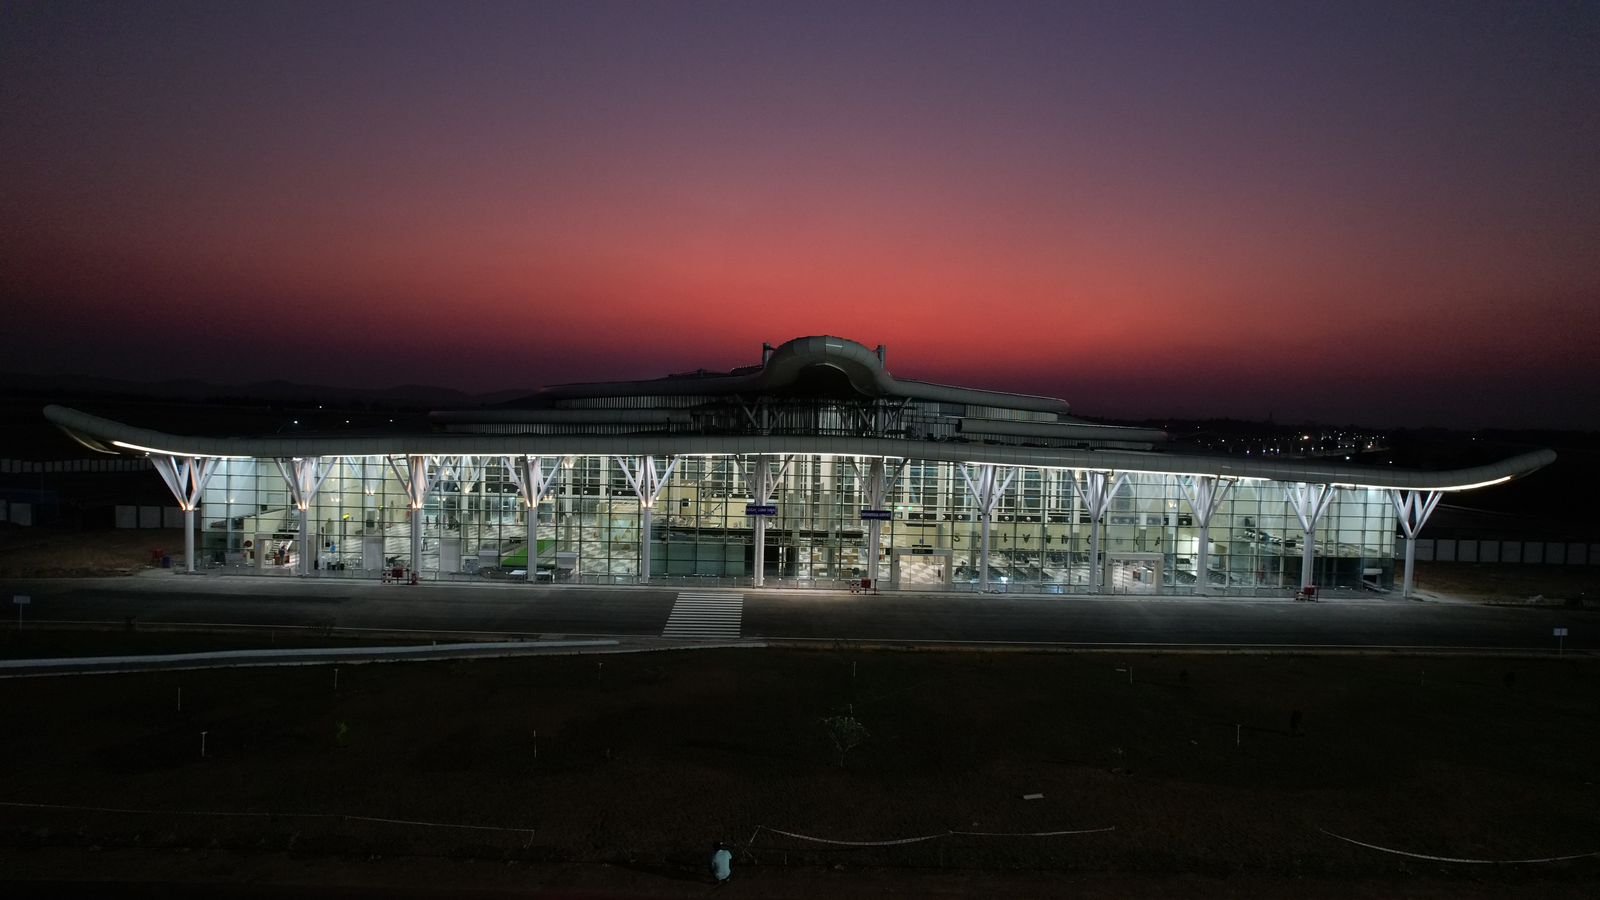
[1,646,1597,897]
[0,528,186,577]
[1415,561,1599,604]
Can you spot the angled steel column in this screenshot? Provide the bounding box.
[152,455,221,573]
[387,454,441,578]
[961,464,1017,592]
[1389,489,1443,599]
[1071,471,1129,593]
[1178,475,1235,596]
[614,455,680,584]
[744,455,791,587]
[505,455,566,581]
[1286,483,1338,591]
[275,457,335,575]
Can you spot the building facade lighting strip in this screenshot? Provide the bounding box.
[111,440,251,460]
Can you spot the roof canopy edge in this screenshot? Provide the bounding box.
[43,404,1556,492]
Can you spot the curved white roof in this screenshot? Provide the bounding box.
[45,404,1555,492]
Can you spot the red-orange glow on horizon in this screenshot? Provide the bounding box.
[3,3,1597,427]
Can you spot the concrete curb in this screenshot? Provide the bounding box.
[0,638,770,678]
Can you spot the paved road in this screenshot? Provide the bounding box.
[2,574,1594,653]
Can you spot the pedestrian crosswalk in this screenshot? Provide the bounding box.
[662,591,745,640]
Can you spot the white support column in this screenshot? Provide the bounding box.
[744,454,791,587]
[753,457,769,587]
[275,457,335,575]
[1389,489,1443,599]
[861,457,907,588]
[1070,470,1129,593]
[1178,475,1235,596]
[960,464,1018,592]
[358,456,382,537]
[151,455,221,573]
[387,454,442,578]
[613,455,680,583]
[505,455,565,581]
[444,456,485,551]
[1286,483,1339,591]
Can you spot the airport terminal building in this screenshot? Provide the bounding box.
[46,336,1554,597]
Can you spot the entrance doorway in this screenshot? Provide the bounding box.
[890,548,953,588]
[1105,553,1163,595]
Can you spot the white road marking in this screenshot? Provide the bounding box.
[663,592,745,640]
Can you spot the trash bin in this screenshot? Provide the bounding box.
[160,554,172,569]
[151,548,165,565]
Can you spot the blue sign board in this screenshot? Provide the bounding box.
[859,509,893,521]
[745,504,778,517]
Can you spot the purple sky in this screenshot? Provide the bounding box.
[3,1,1598,427]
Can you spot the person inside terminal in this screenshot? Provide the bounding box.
[45,336,1553,597]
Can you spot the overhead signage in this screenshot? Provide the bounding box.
[859,509,892,521]
[745,504,778,517]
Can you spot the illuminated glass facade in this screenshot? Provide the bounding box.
[194,453,1396,593]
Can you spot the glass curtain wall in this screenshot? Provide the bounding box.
[199,456,532,577]
[195,454,1396,590]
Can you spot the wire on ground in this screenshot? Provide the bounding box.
[1319,828,1599,864]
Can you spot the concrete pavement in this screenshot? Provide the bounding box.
[2,572,1594,654]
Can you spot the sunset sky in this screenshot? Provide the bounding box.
[4,1,1597,427]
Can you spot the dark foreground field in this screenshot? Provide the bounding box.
[2,647,1597,897]
[0,528,186,578]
